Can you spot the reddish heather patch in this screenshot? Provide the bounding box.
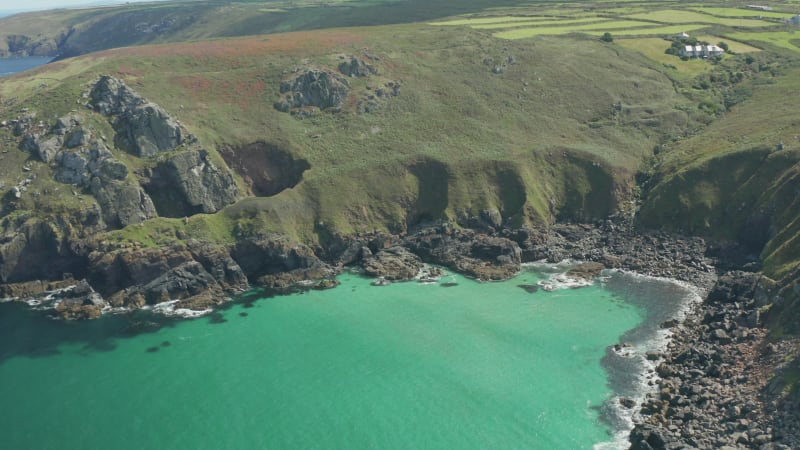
[95,30,365,60]
[175,75,213,99]
[173,72,267,110]
[115,64,145,78]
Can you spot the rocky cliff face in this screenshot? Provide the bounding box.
[142,149,238,217]
[90,75,183,157]
[18,113,157,228]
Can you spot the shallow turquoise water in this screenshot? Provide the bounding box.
[0,269,650,449]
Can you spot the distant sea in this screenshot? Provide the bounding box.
[0,265,699,449]
[0,56,52,77]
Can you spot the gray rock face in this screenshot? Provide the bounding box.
[55,142,128,186]
[88,177,157,228]
[64,127,88,148]
[115,104,183,157]
[274,69,350,112]
[339,56,378,77]
[91,242,249,310]
[21,134,62,162]
[89,75,183,157]
[89,75,145,116]
[142,149,238,217]
[362,246,422,281]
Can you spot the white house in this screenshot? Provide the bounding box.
[680,44,725,58]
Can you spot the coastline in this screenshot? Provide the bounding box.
[596,270,705,450]
[2,221,798,448]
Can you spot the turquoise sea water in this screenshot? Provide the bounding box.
[0,267,694,449]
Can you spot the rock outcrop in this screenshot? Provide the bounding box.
[89,75,183,157]
[339,56,378,78]
[19,111,157,228]
[142,149,238,217]
[91,241,249,310]
[0,210,101,284]
[274,68,350,113]
[362,245,422,281]
[405,226,522,280]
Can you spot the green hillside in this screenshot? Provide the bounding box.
[1,0,799,327]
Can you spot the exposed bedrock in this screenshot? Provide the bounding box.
[90,241,248,310]
[0,210,101,284]
[404,225,522,281]
[20,112,157,228]
[218,142,309,197]
[274,68,350,113]
[230,236,336,289]
[89,75,183,157]
[338,56,378,78]
[362,245,422,281]
[141,149,238,217]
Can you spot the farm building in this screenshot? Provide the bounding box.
[791,15,800,25]
[680,44,725,58]
[746,5,774,11]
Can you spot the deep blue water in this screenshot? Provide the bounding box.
[0,56,52,77]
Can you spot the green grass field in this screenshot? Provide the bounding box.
[616,38,713,76]
[470,18,606,30]
[584,25,708,37]
[725,30,800,52]
[428,16,550,26]
[691,7,795,20]
[695,35,762,52]
[626,9,779,27]
[494,20,653,39]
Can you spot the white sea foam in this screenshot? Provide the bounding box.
[594,269,704,450]
[537,272,594,291]
[145,299,212,319]
[414,264,445,284]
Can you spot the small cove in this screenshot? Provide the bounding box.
[0,266,697,449]
[0,56,52,77]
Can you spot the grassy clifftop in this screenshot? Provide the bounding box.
[1,23,693,242]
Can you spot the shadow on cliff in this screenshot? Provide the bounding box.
[219,142,310,197]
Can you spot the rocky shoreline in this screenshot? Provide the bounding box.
[629,270,800,450]
[1,219,798,449]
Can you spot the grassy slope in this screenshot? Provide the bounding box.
[0,21,693,242]
[1,0,799,286]
[638,62,800,281]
